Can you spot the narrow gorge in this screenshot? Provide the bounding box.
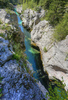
[0,0,68,99]
[17,6,68,91]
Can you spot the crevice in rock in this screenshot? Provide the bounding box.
[31,44,49,90]
[49,65,68,73]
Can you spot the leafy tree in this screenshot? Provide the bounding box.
[54,12,68,41]
[0,0,9,7]
[46,0,66,26]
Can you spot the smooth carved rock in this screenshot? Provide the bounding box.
[31,20,53,50]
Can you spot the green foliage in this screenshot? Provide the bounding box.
[53,12,68,41]
[0,0,9,7]
[22,3,28,11]
[6,3,14,10]
[5,9,15,14]
[23,0,68,27]
[1,24,11,31]
[35,6,41,12]
[0,19,3,24]
[12,43,26,61]
[7,26,27,65]
[28,1,37,9]
[39,0,52,9]
[22,1,37,11]
[0,74,3,97]
[0,89,3,97]
[46,78,68,100]
[1,26,5,30]
[46,0,66,26]
[43,47,47,52]
[65,52,68,61]
[9,0,23,5]
[0,33,5,38]
[12,53,20,60]
[40,16,46,21]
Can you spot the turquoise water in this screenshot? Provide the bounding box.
[17,15,38,79]
[15,9,49,89]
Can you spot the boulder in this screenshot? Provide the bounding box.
[0,9,10,23]
[0,9,17,24]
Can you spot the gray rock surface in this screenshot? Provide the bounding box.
[0,37,13,66]
[0,9,10,23]
[0,8,48,100]
[20,9,45,29]
[0,60,46,100]
[0,36,48,100]
[0,9,17,25]
[16,5,22,14]
[31,20,68,91]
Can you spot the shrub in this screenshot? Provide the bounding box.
[1,26,5,30]
[0,33,5,38]
[12,43,26,61]
[22,3,28,11]
[5,9,15,14]
[46,0,66,26]
[22,0,38,11]
[46,78,68,100]
[65,52,68,61]
[0,0,9,7]
[0,19,2,24]
[43,47,47,52]
[28,1,37,10]
[0,74,3,97]
[53,13,68,41]
[39,0,52,9]
[12,53,20,60]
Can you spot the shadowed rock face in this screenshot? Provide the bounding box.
[31,20,68,91]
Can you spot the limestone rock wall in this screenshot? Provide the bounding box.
[31,20,68,91]
[19,8,68,90]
